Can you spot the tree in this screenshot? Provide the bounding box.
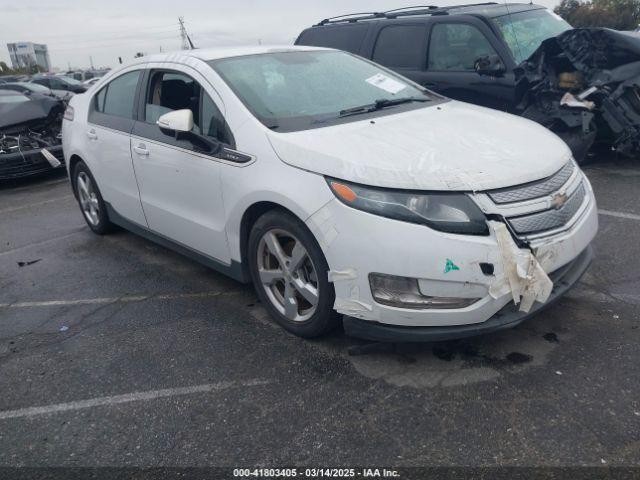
[555,0,640,30]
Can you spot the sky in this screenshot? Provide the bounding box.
[0,0,560,70]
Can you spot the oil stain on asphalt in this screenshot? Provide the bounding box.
[247,302,566,388]
[343,326,563,388]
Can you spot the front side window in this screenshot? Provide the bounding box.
[94,71,141,119]
[24,83,50,93]
[209,50,435,132]
[49,78,67,90]
[143,70,230,145]
[493,9,572,64]
[0,93,29,104]
[428,23,498,71]
[372,25,428,69]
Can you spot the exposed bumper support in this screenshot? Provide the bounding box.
[0,145,65,180]
[343,245,593,343]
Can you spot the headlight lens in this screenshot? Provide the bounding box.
[327,179,489,235]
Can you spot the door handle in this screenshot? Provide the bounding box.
[133,144,149,156]
[423,82,438,89]
[86,129,98,140]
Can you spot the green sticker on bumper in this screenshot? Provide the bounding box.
[444,259,460,273]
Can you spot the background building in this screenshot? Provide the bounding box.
[7,42,51,72]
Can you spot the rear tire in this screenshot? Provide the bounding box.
[72,161,114,235]
[248,209,340,338]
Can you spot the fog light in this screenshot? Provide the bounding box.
[369,273,480,310]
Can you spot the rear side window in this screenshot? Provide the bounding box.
[372,25,427,69]
[94,71,141,119]
[296,24,369,54]
[95,87,107,112]
[428,23,498,71]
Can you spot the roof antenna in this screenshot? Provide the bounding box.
[179,16,196,50]
[504,1,523,62]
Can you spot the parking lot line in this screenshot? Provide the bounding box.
[0,229,86,257]
[0,379,269,420]
[598,209,640,221]
[1,178,69,193]
[0,290,245,309]
[0,194,74,215]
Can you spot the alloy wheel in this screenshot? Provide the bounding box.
[256,229,320,322]
[77,171,100,226]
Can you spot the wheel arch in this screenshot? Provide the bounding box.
[238,201,303,281]
[68,154,85,198]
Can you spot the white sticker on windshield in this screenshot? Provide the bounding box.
[365,74,407,94]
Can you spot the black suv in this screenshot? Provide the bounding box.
[296,3,570,114]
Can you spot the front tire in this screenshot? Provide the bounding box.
[72,161,113,235]
[248,209,340,338]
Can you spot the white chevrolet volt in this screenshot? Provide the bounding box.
[62,46,598,341]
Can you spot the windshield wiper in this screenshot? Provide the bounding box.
[339,97,429,118]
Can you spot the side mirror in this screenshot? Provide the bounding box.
[474,55,506,77]
[157,109,194,133]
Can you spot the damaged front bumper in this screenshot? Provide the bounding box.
[517,28,640,159]
[0,144,64,180]
[343,246,592,343]
[0,92,65,180]
[307,169,597,341]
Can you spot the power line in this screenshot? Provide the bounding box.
[13,23,181,41]
[52,34,181,52]
[44,30,179,47]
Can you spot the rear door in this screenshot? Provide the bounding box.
[421,18,516,111]
[86,69,147,226]
[130,65,234,264]
[368,23,429,82]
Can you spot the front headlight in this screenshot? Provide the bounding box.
[327,178,489,235]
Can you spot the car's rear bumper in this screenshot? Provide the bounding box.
[343,245,593,343]
[0,145,65,180]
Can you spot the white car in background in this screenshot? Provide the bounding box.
[31,76,87,100]
[62,46,597,341]
[83,77,101,87]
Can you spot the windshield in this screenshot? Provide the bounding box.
[60,76,83,85]
[209,50,434,131]
[19,82,50,93]
[493,9,572,64]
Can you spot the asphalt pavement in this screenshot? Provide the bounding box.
[0,154,638,470]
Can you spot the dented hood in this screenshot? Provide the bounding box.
[0,92,64,133]
[267,101,572,191]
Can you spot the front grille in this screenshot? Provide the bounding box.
[488,161,576,204]
[507,183,586,235]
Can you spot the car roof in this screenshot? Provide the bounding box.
[0,89,26,96]
[310,2,546,26]
[135,45,331,64]
[435,2,545,18]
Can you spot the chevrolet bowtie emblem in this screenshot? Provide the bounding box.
[551,192,569,210]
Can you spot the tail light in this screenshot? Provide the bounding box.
[64,106,74,121]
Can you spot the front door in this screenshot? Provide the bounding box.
[131,67,233,264]
[420,20,516,111]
